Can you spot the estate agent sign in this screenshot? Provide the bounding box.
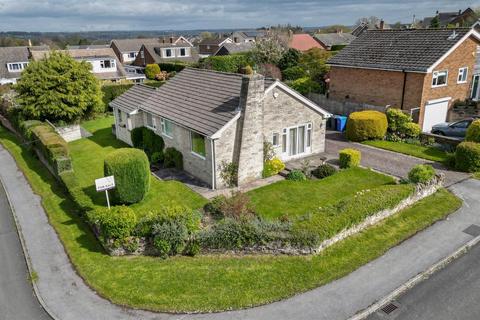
[95,176,115,209]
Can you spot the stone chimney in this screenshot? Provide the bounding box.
[236,73,265,186]
[379,19,385,30]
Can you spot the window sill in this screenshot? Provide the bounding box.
[431,84,447,88]
[457,81,468,84]
[191,151,206,160]
[161,132,173,139]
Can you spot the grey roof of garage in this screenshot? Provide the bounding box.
[110,84,157,113]
[111,68,276,137]
[328,28,472,72]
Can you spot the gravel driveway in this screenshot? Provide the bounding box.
[324,131,470,187]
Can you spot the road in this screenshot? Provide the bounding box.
[368,241,480,320]
[0,180,51,320]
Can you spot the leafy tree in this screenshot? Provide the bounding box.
[430,16,440,28]
[14,51,102,123]
[278,48,300,70]
[145,64,161,79]
[250,36,286,66]
[298,48,334,82]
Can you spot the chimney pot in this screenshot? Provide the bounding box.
[379,19,385,30]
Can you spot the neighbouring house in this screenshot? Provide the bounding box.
[0,46,49,85]
[110,68,330,189]
[214,42,255,56]
[231,30,266,43]
[288,34,324,52]
[110,38,161,64]
[420,8,477,28]
[131,39,198,67]
[67,44,110,50]
[31,48,128,83]
[198,37,233,57]
[327,28,480,132]
[313,32,356,50]
[351,19,390,37]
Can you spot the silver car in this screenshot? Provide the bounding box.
[431,117,478,138]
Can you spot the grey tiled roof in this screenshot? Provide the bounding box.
[110,84,157,113]
[217,42,254,54]
[0,46,47,79]
[111,38,162,52]
[314,33,356,47]
[199,37,230,46]
[328,28,472,72]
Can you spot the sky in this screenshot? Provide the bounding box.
[0,0,478,32]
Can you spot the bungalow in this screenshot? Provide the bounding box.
[198,37,233,57]
[420,8,477,28]
[214,42,254,56]
[110,68,330,189]
[327,28,480,132]
[313,32,356,50]
[31,48,128,83]
[0,46,49,85]
[289,34,324,52]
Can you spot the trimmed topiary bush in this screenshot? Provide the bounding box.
[131,127,145,149]
[286,170,307,181]
[311,164,337,179]
[262,157,285,178]
[145,64,161,80]
[466,119,480,143]
[346,110,388,142]
[408,164,436,183]
[163,147,183,169]
[339,148,361,168]
[402,122,421,139]
[455,142,480,172]
[104,148,150,204]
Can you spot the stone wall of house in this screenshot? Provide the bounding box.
[214,118,241,189]
[264,87,327,156]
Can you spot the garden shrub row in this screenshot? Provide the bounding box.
[198,54,252,73]
[131,126,165,160]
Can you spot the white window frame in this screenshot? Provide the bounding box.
[179,48,187,57]
[190,131,206,160]
[432,70,448,88]
[146,113,156,130]
[471,74,480,101]
[128,52,136,58]
[160,118,173,138]
[457,67,468,84]
[280,123,313,160]
[272,132,280,147]
[7,62,28,72]
[164,48,173,58]
[100,59,116,69]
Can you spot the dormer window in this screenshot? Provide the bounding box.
[100,59,115,69]
[128,52,136,58]
[7,62,28,72]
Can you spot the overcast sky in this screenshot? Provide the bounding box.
[0,0,478,32]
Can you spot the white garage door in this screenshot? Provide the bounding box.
[422,98,450,132]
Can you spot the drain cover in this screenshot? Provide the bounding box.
[463,224,480,237]
[381,303,398,315]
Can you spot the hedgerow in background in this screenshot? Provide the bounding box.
[339,148,361,168]
[145,64,161,80]
[455,142,480,172]
[346,110,388,142]
[14,51,103,123]
[466,120,480,143]
[104,148,150,204]
[198,55,251,73]
[408,164,436,183]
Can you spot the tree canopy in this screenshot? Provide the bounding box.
[14,51,103,123]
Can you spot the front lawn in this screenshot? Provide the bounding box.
[249,167,396,220]
[0,123,463,312]
[362,140,449,163]
[69,116,207,213]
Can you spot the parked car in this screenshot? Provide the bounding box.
[431,117,479,138]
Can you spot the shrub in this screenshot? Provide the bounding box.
[145,64,161,80]
[204,195,227,219]
[408,164,436,183]
[219,161,238,188]
[282,66,307,81]
[386,108,412,133]
[153,238,170,258]
[152,221,188,255]
[455,142,480,172]
[151,151,163,164]
[286,170,307,181]
[402,122,421,139]
[262,157,285,178]
[242,65,253,75]
[339,148,361,168]
[219,192,256,220]
[289,77,322,95]
[19,119,43,140]
[346,110,388,142]
[183,240,200,257]
[198,55,250,73]
[104,148,150,204]
[163,147,183,169]
[466,119,480,143]
[311,164,337,179]
[86,206,137,241]
[131,127,145,149]
[130,127,164,159]
[158,62,187,73]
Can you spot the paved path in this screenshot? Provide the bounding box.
[367,241,480,320]
[1,142,480,320]
[0,179,51,320]
[325,131,470,187]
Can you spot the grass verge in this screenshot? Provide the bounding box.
[362,140,448,163]
[0,124,463,312]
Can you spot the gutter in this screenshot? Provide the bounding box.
[210,138,216,190]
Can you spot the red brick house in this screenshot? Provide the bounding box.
[327,28,480,132]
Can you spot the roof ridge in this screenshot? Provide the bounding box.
[366,27,472,32]
[183,67,245,78]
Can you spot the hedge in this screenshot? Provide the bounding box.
[163,147,183,170]
[455,142,480,172]
[158,62,187,73]
[104,148,151,204]
[130,127,164,160]
[102,84,134,110]
[198,55,251,73]
[346,110,388,142]
[466,120,480,143]
[339,148,361,168]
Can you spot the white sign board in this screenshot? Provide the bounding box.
[95,176,115,192]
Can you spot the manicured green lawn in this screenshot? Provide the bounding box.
[0,125,463,312]
[69,116,207,213]
[362,140,449,163]
[249,167,396,219]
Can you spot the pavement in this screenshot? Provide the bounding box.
[367,241,480,320]
[1,141,480,320]
[325,131,471,187]
[0,177,51,320]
